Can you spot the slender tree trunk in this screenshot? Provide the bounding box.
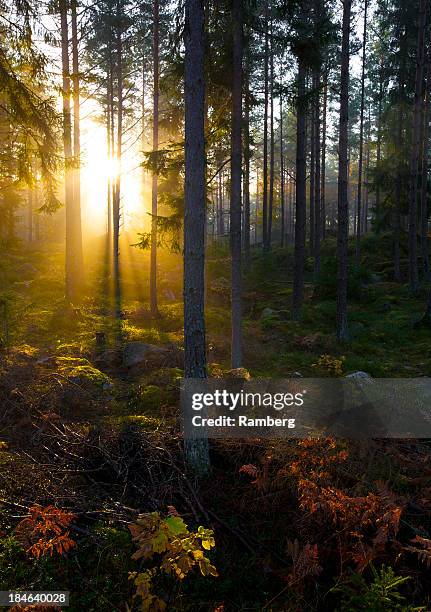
[243,31,251,268]
[355,0,368,266]
[280,63,285,247]
[309,74,315,256]
[321,69,327,240]
[106,71,113,253]
[183,0,210,477]
[113,0,123,316]
[292,57,307,320]
[27,189,33,242]
[150,0,160,316]
[262,0,269,250]
[61,0,81,303]
[255,167,259,244]
[70,0,83,282]
[421,35,431,280]
[230,0,243,368]
[375,64,383,225]
[314,69,321,277]
[268,7,274,249]
[409,0,427,294]
[336,0,352,342]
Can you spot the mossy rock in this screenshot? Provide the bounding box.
[145,367,183,387]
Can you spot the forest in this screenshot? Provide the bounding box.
[1,0,431,609]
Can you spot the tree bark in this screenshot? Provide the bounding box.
[230,0,243,368]
[150,0,160,316]
[113,0,123,317]
[292,57,307,321]
[355,0,368,266]
[321,68,328,240]
[336,0,352,342]
[183,0,210,477]
[409,0,427,294]
[280,62,285,247]
[70,0,83,284]
[61,0,82,303]
[268,6,274,249]
[262,0,269,250]
[421,32,431,281]
[243,28,251,268]
[314,69,321,277]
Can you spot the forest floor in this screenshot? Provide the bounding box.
[1,234,431,611]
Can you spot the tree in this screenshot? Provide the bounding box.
[292,55,307,321]
[150,0,160,317]
[408,0,427,294]
[231,0,243,368]
[183,0,210,477]
[60,0,83,304]
[336,0,352,342]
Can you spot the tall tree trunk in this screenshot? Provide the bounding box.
[336,0,352,342]
[262,0,269,250]
[355,0,368,266]
[409,0,427,294]
[150,0,160,316]
[106,68,113,254]
[309,73,315,257]
[314,69,321,277]
[113,0,123,316]
[421,34,431,280]
[61,0,81,303]
[292,57,307,321]
[255,167,259,244]
[321,68,328,240]
[375,64,383,225]
[230,0,243,368]
[243,30,251,268]
[280,63,285,247]
[183,0,210,477]
[268,7,274,249]
[70,0,83,282]
[27,189,33,242]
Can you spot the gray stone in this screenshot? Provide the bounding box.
[123,342,166,367]
[261,307,276,319]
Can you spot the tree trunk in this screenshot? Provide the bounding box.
[150,0,160,316]
[355,0,368,266]
[262,0,269,250]
[113,0,123,317]
[268,7,274,249]
[375,64,383,225]
[27,188,33,242]
[309,73,315,257]
[183,0,210,477]
[314,69,321,277]
[61,0,81,303]
[70,0,83,283]
[421,33,431,281]
[321,68,328,240]
[243,30,251,268]
[336,0,352,342]
[409,0,427,294]
[230,0,243,368]
[292,57,307,321]
[280,63,285,247]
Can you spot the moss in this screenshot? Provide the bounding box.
[56,357,112,389]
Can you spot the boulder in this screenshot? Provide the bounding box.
[261,307,276,319]
[123,342,167,368]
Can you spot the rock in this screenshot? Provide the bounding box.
[123,342,167,368]
[345,371,372,381]
[261,307,276,319]
[289,371,303,378]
